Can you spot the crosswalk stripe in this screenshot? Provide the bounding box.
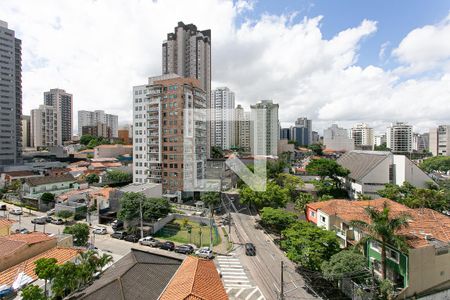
[245,288,259,300]
[224,284,253,288]
[221,271,246,275]
[222,275,248,279]
[224,279,250,283]
[257,295,265,300]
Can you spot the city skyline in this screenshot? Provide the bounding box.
[1,0,450,134]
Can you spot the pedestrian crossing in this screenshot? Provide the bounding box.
[216,256,265,300]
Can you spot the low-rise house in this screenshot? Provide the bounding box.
[0,232,57,271]
[337,151,433,199]
[306,198,450,298]
[94,144,132,159]
[0,218,14,236]
[22,174,78,199]
[0,171,43,188]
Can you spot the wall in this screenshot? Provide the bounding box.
[397,155,433,188]
[0,224,11,236]
[317,211,330,230]
[360,156,391,197]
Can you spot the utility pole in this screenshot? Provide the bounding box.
[139,197,144,239]
[280,261,284,300]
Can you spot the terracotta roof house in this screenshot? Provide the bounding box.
[22,174,78,199]
[0,232,57,271]
[71,248,183,300]
[159,256,228,300]
[306,198,450,298]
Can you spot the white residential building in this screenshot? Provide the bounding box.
[78,110,119,137]
[30,105,58,147]
[323,124,354,152]
[44,89,73,144]
[211,87,235,150]
[250,100,279,156]
[386,122,413,153]
[374,134,386,147]
[429,125,450,156]
[351,123,374,150]
[234,105,251,153]
[412,133,429,153]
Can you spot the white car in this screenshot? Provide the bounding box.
[138,236,161,247]
[92,227,107,235]
[195,247,213,259]
[10,207,23,215]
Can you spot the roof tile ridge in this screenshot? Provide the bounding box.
[189,257,199,295]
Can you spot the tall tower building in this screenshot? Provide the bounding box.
[429,125,450,156]
[211,87,235,150]
[21,115,31,148]
[250,100,279,156]
[78,110,119,137]
[30,105,58,147]
[0,20,22,165]
[234,105,251,153]
[351,123,374,150]
[291,117,312,146]
[386,122,413,153]
[162,22,211,156]
[44,89,73,143]
[323,124,355,152]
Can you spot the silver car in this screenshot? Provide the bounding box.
[139,236,161,247]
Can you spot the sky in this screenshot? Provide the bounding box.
[1,0,450,134]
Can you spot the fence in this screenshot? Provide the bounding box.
[341,278,374,300]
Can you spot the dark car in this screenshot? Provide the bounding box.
[0,204,6,211]
[45,216,54,223]
[159,241,175,251]
[245,243,256,256]
[31,217,47,225]
[174,244,194,254]
[111,219,124,230]
[110,231,127,240]
[51,218,65,225]
[124,234,140,243]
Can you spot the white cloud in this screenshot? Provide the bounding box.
[0,0,449,136]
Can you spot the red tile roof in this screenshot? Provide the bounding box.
[0,218,15,228]
[0,247,81,286]
[159,256,228,300]
[6,232,56,245]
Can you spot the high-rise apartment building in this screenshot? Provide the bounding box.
[374,134,386,147]
[133,74,207,196]
[412,133,429,153]
[312,131,320,144]
[250,100,279,156]
[44,89,73,143]
[81,123,111,139]
[323,124,355,152]
[429,125,450,156]
[78,110,119,137]
[211,87,235,150]
[234,105,251,153]
[21,115,31,148]
[162,22,211,157]
[0,20,22,165]
[280,128,291,140]
[291,117,312,146]
[351,123,374,150]
[30,105,58,147]
[386,122,413,153]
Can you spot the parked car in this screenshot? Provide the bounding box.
[15,228,29,234]
[45,216,54,223]
[139,236,162,247]
[51,218,65,225]
[195,247,213,259]
[111,219,124,230]
[93,227,107,235]
[46,208,55,216]
[9,207,22,215]
[110,231,127,240]
[159,241,175,251]
[245,243,256,256]
[124,234,140,243]
[31,217,47,225]
[0,204,6,211]
[174,244,194,254]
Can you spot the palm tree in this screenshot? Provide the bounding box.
[351,201,410,280]
[201,192,221,248]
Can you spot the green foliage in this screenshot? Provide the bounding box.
[7,179,21,192]
[56,210,74,220]
[275,173,304,199]
[201,192,221,216]
[378,279,395,300]
[63,223,90,246]
[21,285,47,300]
[308,143,323,156]
[80,134,95,145]
[420,156,450,173]
[40,192,55,204]
[266,159,288,179]
[306,158,350,188]
[80,135,111,149]
[239,181,289,209]
[260,207,297,234]
[281,221,340,271]
[34,257,58,296]
[117,192,171,222]
[85,173,100,184]
[294,192,314,212]
[105,170,132,184]
[211,146,224,158]
[321,250,367,281]
[374,143,389,151]
[313,179,349,199]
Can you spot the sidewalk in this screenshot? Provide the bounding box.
[213,222,232,255]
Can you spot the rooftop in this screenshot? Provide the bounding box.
[0,218,15,228]
[336,151,391,181]
[4,232,56,245]
[25,174,76,187]
[159,256,228,300]
[2,171,38,177]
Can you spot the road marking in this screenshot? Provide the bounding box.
[222,275,249,280]
[273,282,280,293]
[235,288,246,297]
[246,288,259,300]
[256,256,261,263]
[288,272,298,288]
[224,278,251,283]
[257,295,265,300]
[225,284,253,288]
[221,271,246,275]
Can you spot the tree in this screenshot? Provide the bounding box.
[308,143,323,156]
[56,210,74,221]
[275,173,304,199]
[40,192,55,204]
[105,170,132,184]
[281,221,340,271]
[420,156,450,173]
[85,173,99,184]
[63,223,90,246]
[374,143,389,151]
[201,192,221,217]
[294,192,314,212]
[21,285,47,300]
[34,257,58,296]
[118,192,170,223]
[51,261,80,298]
[260,207,297,234]
[80,134,95,146]
[240,181,289,210]
[306,158,349,188]
[8,179,22,192]
[351,201,410,280]
[211,146,224,158]
[321,250,367,281]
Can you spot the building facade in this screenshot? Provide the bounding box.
[386,122,413,153]
[44,89,73,144]
[78,110,119,138]
[0,20,22,165]
[323,124,354,152]
[291,117,312,146]
[429,125,450,156]
[351,123,374,150]
[21,115,31,148]
[250,100,279,156]
[412,133,429,153]
[81,123,112,139]
[233,105,251,153]
[133,75,207,196]
[211,87,235,150]
[374,134,386,147]
[30,105,58,147]
[280,128,290,140]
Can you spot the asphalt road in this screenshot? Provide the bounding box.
[229,212,319,300]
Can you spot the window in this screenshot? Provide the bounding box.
[370,240,381,253]
[387,249,399,263]
[320,216,326,222]
[310,211,316,218]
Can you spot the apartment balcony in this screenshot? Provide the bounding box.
[333,225,347,240]
[147,124,159,129]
